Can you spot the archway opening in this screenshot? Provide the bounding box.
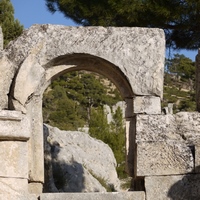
[42,69,132,192]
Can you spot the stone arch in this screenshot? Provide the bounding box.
[43,53,133,98]
[7,25,165,112]
[12,53,135,186]
[0,24,165,194]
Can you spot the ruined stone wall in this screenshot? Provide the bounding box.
[136,111,200,199]
[0,25,199,200]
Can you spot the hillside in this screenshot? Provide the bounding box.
[43,71,122,131]
[162,74,196,113]
[162,54,196,113]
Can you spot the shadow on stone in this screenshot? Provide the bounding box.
[43,125,85,193]
[167,166,200,200]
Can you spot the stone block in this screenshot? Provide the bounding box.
[136,114,181,142]
[133,96,161,114]
[137,141,193,176]
[0,177,28,194]
[136,112,200,144]
[175,112,200,143]
[0,111,30,140]
[40,192,145,200]
[0,110,22,120]
[28,182,43,194]
[145,174,200,200]
[0,141,28,178]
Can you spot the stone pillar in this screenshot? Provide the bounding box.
[196,49,200,112]
[0,110,31,195]
[26,96,44,193]
[125,96,162,190]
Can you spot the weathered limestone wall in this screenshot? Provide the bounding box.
[0,25,165,189]
[136,111,200,199]
[0,111,36,199]
[1,24,200,199]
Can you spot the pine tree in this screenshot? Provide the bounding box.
[0,0,23,47]
[89,106,110,141]
[89,106,126,178]
[110,107,126,178]
[166,54,195,80]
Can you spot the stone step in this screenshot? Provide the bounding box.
[40,192,145,200]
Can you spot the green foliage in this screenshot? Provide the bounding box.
[165,54,195,80]
[88,169,115,192]
[89,107,110,139]
[89,106,126,179]
[43,84,85,130]
[43,71,122,130]
[178,99,196,112]
[45,0,200,50]
[120,177,132,190]
[0,0,23,47]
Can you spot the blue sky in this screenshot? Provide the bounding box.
[11,0,198,61]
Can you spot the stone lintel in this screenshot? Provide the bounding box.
[137,141,193,176]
